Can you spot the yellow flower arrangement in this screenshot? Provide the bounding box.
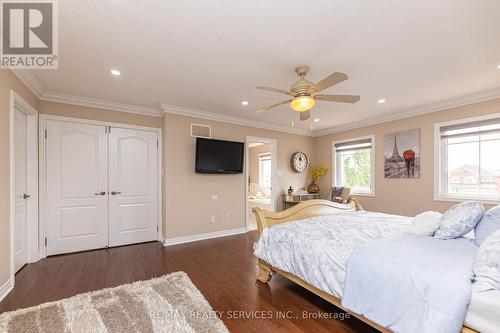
[308,165,331,182]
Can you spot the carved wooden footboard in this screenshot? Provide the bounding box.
[251,199,478,333]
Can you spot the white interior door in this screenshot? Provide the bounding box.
[46,120,109,255]
[108,127,158,247]
[14,108,27,272]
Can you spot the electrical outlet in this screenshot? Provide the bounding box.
[210,216,216,224]
[224,214,229,221]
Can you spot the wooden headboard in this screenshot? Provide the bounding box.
[252,198,363,233]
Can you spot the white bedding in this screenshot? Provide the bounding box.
[465,290,500,333]
[253,211,412,297]
[342,235,477,333]
[253,211,500,332]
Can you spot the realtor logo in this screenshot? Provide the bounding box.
[1,0,58,68]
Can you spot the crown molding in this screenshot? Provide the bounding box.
[11,69,500,137]
[313,87,500,137]
[11,69,45,98]
[40,90,163,117]
[160,103,313,136]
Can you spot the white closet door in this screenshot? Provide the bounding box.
[14,108,27,271]
[108,128,158,247]
[46,120,109,255]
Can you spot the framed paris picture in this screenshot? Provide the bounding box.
[384,128,420,178]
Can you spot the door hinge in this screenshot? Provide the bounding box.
[108,126,111,133]
[44,129,47,139]
[45,237,47,247]
[157,139,159,147]
[157,225,159,232]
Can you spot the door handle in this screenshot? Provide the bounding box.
[23,194,30,199]
[111,191,121,195]
[94,191,106,196]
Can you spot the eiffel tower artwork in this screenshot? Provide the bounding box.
[388,136,404,164]
[384,129,420,178]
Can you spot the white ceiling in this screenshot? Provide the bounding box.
[32,0,500,132]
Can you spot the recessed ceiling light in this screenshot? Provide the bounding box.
[314,118,320,123]
[377,98,386,104]
[110,69,121,76]
[497,64,500,69]
[241,100,249,106]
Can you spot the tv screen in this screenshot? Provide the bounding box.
[195,138,244,174]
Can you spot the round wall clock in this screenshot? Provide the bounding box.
[291,152,309,172]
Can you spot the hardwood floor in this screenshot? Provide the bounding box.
[0,231,377,333]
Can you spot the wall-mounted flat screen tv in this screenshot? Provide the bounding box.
[195,138,244,174]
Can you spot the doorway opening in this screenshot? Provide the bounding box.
[245,136,277,231]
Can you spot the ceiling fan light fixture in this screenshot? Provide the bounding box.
[290,96,315,112]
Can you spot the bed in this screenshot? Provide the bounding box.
[252,199,487,333]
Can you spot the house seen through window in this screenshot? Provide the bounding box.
[438,115,500,200]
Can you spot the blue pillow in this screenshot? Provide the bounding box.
[434,201,484,240]
[475,205,500,246]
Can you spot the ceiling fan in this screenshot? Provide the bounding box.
[255,65,360,121]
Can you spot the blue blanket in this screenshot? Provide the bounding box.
[342,235,478,333]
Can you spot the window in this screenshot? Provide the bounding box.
[436,115,500,201]
[463,176,476,184]
[332,136,375,195]
[259,153,271,188]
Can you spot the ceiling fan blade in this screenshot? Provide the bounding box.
[256,86,291,95]
[315,94,360,103]
[299,110,310,121]
[309,72,348,94]
[255,100,291,113]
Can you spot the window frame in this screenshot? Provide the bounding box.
[258,152,272,188]
[331,135,376,197]
[434,113,500,204]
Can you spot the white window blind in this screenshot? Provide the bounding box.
[259,153,271,188]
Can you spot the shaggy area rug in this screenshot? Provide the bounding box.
[0,272,228,333]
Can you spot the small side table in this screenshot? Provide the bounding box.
[282,193,320,210]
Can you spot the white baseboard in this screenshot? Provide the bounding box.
[163,227,247,247]
[158,234,166,245]
[246,224,258,232]
[0,278,13,303]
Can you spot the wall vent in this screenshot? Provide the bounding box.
[191,123,212,138]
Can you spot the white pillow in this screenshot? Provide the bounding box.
[473,229,500,291]
[407,211,442,236]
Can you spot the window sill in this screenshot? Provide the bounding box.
[434,195,500,206]
[351,192,375,198]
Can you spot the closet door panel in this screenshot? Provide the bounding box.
[46,120,109,255]
[108,128,158,247]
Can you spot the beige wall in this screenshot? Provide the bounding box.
[248,144,271,185]
[315,98,500,216]
[163,113,314,238]
[38,100,163,128]
[3,67,500,288]
[0,70,38,288]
